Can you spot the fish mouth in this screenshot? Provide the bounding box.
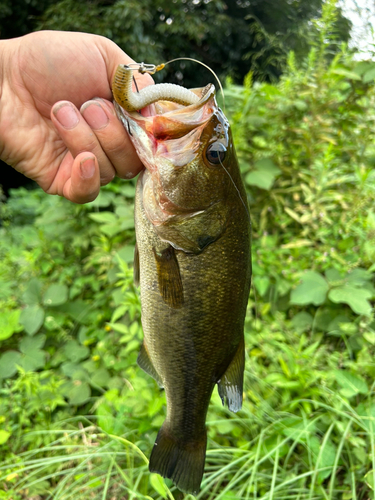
[115,83,217,154]
[115,83,220,216]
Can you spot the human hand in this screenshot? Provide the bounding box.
[0,30,152,203]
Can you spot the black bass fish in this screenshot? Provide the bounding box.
[112,64,251,494]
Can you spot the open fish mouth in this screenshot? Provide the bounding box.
[114,80,217,143]
[113,66,222,175]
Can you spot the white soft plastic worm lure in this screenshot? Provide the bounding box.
[112,62,199,112]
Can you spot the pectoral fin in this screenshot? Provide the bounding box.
[133,243,140,287]
[217,337,245,413]
[153,246,184,309]
[137,343,163,387]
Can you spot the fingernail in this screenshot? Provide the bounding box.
[93,97,115,115]
[81,102,109,130]
[80,157,96,179]
[53,103,79,129]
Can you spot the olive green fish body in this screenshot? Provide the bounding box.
[114,75,251,494]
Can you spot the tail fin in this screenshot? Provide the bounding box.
[149,424,207,494]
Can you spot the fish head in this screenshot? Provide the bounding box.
[115,84,239,217]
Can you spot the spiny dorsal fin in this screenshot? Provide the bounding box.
[153,246,184,309]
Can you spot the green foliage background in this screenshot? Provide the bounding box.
[1,2,375,499]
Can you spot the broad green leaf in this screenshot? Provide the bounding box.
[346,268,372,285]
[150,474,168,498]
[61,362,88,380]
[314,308,338,331]
[20,349,46,372]
[325,268,342,283]
[0,310,22,340]
[63,340,89,363]
[19,305,45,335]
[291,312,313,332]
[364,331,375,345]
[115,204,133,217]
[65,381,91,405]
[87,190,115,207]
[91,368,111,387]
[0,430,11,445]
[19,335,46,353]
[365,470,375,490]
[88,211,118,224]
[363,67,375,83]
[117,245,136,263]
[328,286,372,316]
[119,184,136,198]
[245,158,281,190]
[253,276,270,297]
[0,351,22,378]
[43,284,69,306]
[290,271,329,306]
[334,370,368,398]
[57,300,90,322]
[22,278,42,305]
[99,223,123,237]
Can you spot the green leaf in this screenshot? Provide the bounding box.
[0,351,22,378]
[88,211,118,224]
[291,312,313,332]
[253,276,270,297]
[119,184,136,198]
[0,430,11,445]
[18,333,46,371]
[328,286,372,316]
[365,470,375,491]
[22,278,42,305]
[117,245,136,263]
[0,310,22,341]
[66,381,91,405]
[363,67,375,83]
[331,68,361,81]
[19,305,45,335]
[20,349,46,372]
[63,340,89,363]
[87,190,115,207]
[290,271,329,306]
[99,223,123,237]
[245,158,281,190]
[90,368,111,387]
[334,370,368,398]
[324,268,342,283]
[43,284,69,306]
[19,335,46,353]
[150,473,168,498]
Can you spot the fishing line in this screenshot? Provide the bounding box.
[218,156,250,225]
[157,57,225,111]
[218,156,258,323]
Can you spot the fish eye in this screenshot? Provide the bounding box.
[206,142,226,165]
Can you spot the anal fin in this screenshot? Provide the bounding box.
[217,336,245,413]
[153,245,184,309]
[137,343,163,387]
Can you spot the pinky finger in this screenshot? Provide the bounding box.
[63,153,101,204]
